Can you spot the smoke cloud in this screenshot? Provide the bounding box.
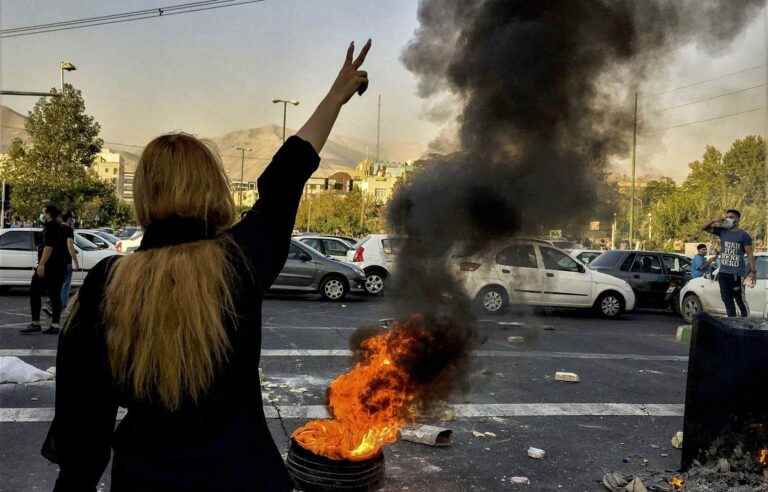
[389,0,762,312]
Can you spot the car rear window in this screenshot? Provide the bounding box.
[758,257,768,280]
[590,250,624,268]
[381,238,403,255]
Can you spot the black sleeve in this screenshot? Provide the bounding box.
[42,258,119,492]
[228,136,320,289]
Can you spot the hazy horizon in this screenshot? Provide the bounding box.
[2,0,766,181]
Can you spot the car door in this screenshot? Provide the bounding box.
[273,243,318,289]
[322,239,352,262]
[539,246,593,306]
[0,230,37,283]
[494,243,545,305]
[745,256,768,318]
[627,253,670,308]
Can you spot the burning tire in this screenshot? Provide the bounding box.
[595,291,624,318]
[363,268,386,296]
[476,286,508,314]
[286,438,384,492]
[682,293,702,324]
[320,275,348,301]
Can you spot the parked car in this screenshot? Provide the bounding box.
[269,239,366,301]
[115,231,143,254]
[77,229,119,250]
[570,249,605,266]
[589,250,691,312]
[679,253,768,323]
[450,239,635,318]
[346,234,403,295]
[117,226,141,239]
[296,235,355,262]
[0,228,120,289]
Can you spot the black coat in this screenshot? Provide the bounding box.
[43,136,320,491]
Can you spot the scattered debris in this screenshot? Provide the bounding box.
[624,477,647,492]
[472,431,497,439]
[400,425,453,447]
[675,325,691,343]
[0,357,55,384]
[527,447,546,459]
[422,464,442,473]
[717,457,730,473]
[554,371,580,383]
[507,336,525,343]
[499,321,525,326]
[670,431,683,449]
[602,471,630,491]
[660,453,669,457]
[509,476,530,485]
[637,370,664,375]
[379,318,396,328]
[341,304,347,308]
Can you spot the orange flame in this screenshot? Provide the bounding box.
[669,476,685,490]
[758,448,768,466]
[292,316,427,461]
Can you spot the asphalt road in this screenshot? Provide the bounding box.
[0,289,690,491]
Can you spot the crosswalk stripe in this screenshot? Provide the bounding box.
[0,403,683,422]
[0,348,688,362]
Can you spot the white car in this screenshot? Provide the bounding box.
[346,234,402,295]
[569,249,605,267]
[296,235,355,262]
[116,231,143,254]
[77,229,119,251]
[450,239,636,318]
[679,253,768,323]
[0,228,121,289]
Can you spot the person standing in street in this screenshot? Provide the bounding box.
[21,204,69,334]
[691,243,716,279]
[43,40,371,491]
[703,209,756,317]
[59,212,79,310]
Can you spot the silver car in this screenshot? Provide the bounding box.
[269,240,367,301]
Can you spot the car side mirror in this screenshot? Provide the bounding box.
[300,253,312,262]
[577,264,585,273]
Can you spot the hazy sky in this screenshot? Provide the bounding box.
[1,0,766,181]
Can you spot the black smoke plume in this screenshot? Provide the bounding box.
[390,0,762,314]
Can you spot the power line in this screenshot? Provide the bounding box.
[645,106,765,134]
[648,64,765,96]
[654,82,767,112]
[0,0,265,38]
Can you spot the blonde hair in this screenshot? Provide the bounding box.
[104,133,237,410]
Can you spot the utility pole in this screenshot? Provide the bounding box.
[235,147,252,207]
[376,94,381,162]
[272,99,300,143]
[1,180,6,229]
[629,92,638,249]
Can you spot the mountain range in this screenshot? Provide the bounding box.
[0,105,425,181]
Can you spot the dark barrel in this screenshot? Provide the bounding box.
[286,439,385,491]
[682,314,768,469]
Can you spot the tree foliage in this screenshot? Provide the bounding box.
[295,189,385,236]
[0,84,130,226]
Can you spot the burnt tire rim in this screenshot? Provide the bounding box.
[365,274,384,294]
[483,290,504,312]
[601,295,621,317]
[323,279,346,300]
[683,295,701,322]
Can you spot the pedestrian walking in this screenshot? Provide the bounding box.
[691,243,715,279]
[703,209,756,317]
[20,204,68,334]
[42,39,371,492]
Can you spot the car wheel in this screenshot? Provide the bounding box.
[682,293,702,324]
[320,276,348,301]
[364,270,386,296]
[595,292,624,319]
[476,286,508,315]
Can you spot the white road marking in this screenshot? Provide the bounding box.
[0,403,683,422]
[0,348,688,362]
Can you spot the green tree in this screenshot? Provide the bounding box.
[2,84,106,221]
[295,189,385,237]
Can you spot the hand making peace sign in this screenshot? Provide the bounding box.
[328,39,372,105]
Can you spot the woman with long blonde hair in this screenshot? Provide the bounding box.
[42,40,371,492]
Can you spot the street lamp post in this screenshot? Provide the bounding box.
[235,147,252,207]
[272,99,299,143]
[60,61,76,92]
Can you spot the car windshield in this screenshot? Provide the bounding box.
[74,234,100,251]
[590,250,624,268]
